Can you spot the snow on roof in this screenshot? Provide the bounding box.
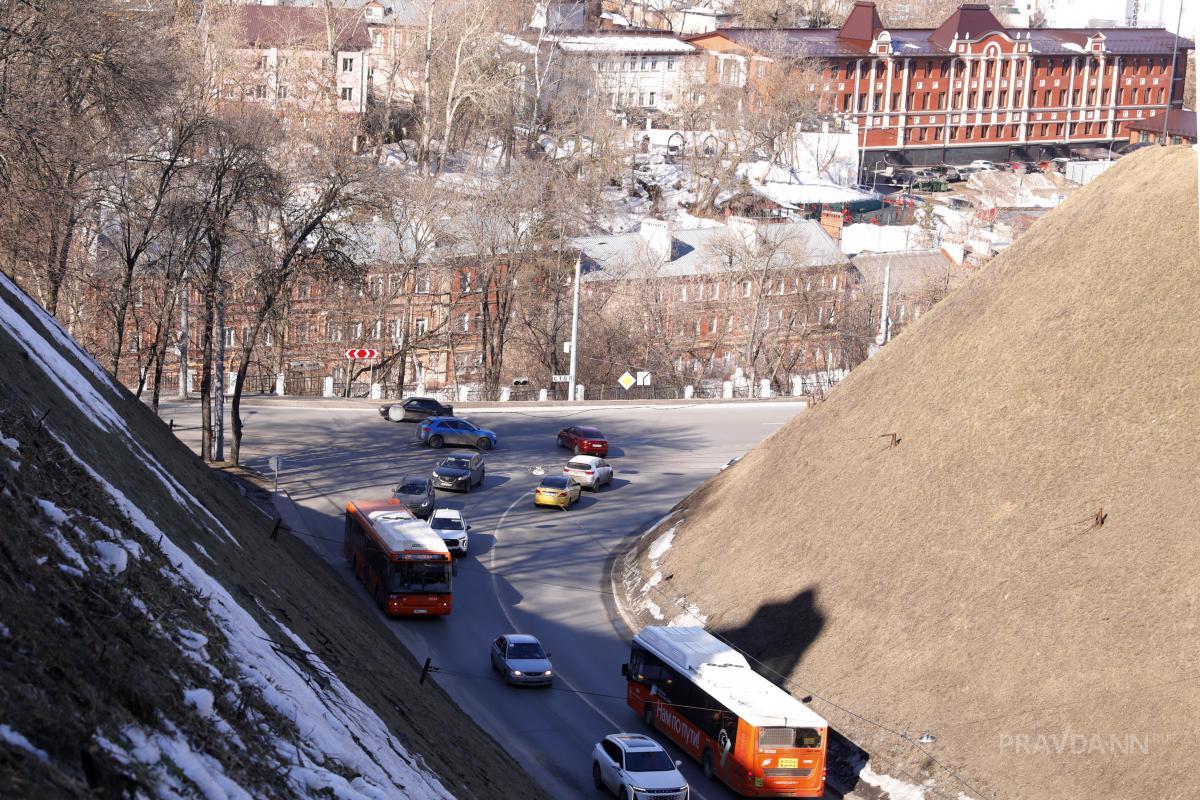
[732,164,875,208]
[366,509,450,555]
[556,34,695,53]
[635,626,827,729]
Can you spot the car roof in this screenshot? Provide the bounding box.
[431,508,463,519]
[607,733,663,751]
[399,475,430,484]
[504,633,540,644]
[441,451,476,460]
[567,455,602,466]
[540,475,570,485]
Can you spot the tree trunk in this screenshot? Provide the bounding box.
[177,270,190,399]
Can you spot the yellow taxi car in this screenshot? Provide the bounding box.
[534,475,583,510]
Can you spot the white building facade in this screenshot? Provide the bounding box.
[554,33,701,112]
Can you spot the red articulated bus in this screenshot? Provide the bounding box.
[623,626,828,797]
[343,499,454,616]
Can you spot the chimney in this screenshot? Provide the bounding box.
[725,216,759,254]
[820,209,845,241]
[639,218,674,263]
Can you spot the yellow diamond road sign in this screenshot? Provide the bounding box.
[618,371,636,390]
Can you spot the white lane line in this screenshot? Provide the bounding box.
[489,494,718,800]
[490,494,624,730]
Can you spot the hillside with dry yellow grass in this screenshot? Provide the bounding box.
[646,145,1200,800]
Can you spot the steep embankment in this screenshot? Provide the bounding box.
[0,273,549,798]
[631,145,1200,800]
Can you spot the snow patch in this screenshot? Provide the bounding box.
[645,600,664,620]
[647,526,676,561]
[35,498,69,525]
[0,723,49,762]
[47,528,88,572]
[183,688,215,718]
[0,433,18,452]
[93,540,129,574]
[859,760,928,800]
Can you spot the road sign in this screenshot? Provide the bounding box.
[343,349,380,359]
[635,371,651,387]
[552,374,571,383]
[617,371,636,390]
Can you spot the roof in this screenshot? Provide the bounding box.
[929,2,1005,50]
[504,633,541,644]
[634,626,827,729]
[610,733,661,750]
[850,249,956,295]
[1126,108,1197,139]
[554,32,695,53]
[430,508,464,520]
[837,1,884,46]
[346,501,450,555]
[566,455,604,466]
[689,24,1191,58]
[233,5,372,50]
[574,219,847,282]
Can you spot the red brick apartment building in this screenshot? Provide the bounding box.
[687,2,1194,170]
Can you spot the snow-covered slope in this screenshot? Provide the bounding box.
[0,274,546,797]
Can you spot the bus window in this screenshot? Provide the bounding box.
[759,727,823,749]
[389,562,452,593]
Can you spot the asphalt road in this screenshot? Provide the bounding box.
[161,399,808,799]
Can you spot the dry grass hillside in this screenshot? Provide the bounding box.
[655,145,1200,800]
[0,274,549,797]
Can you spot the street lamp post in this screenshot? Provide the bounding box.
[567,253,581,402]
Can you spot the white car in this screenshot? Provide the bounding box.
[429,508,470,556]
[563,455,614,491]
[592,733,689,800]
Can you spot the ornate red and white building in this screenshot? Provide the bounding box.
[687,2,1194,169]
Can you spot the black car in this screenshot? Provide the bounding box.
[431,452,485,492]
[379,396,454,423]
[392,475,436,519]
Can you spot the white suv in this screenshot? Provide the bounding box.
[592,733,689,800]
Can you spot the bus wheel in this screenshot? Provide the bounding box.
[702,751,715,781]
[643,703,655,730]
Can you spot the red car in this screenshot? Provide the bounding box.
[557,425,608,456]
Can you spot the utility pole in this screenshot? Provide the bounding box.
[876,253,892,347]
[213,280,226,462]
[1160,1,1184,144]
[567,252,581,402]
[177,269,189,400]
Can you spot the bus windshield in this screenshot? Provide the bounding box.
[388,561,452,593]
[758,727,823,749]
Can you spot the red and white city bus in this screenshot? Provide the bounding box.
[623,626,828,797]
[343,499,454,616]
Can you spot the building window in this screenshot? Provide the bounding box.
[667,56,675,70]
[641,56,648,70]
[459,313,470,332]
[342,57,354,72]
[391,320,403,344]
[742,280,752,298]
[415,274,430,294]
[327,321,341,342]
[648,91,656,106]
[459,272,472,293]
[295,323,309,344]
[258,55,269,70]
[350,321,363,340]
[414,318,428,336]
[340,87,353,101]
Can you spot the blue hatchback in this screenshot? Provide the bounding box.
[418,417,497,450]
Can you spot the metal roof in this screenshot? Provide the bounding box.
[234,5,372,50]
[574,219,847,282]
[634,626,827,729]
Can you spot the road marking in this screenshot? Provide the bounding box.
[490,494,625,730]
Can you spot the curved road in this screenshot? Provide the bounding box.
[163,399,809,798]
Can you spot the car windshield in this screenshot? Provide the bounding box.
[397,481,428,495]
[506,642,545,659]
[441,458,473,470]
[624,749,675,772]
[578,427,604,438]
[541,477,569,489]
[432,517,464,531]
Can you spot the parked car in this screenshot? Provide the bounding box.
[557,425,609,456]
[418,417,497,450]
[490,634,553,686]
[392,475,435,520]
[592,733,688,800]
[933,164,963,182]
[432,452,485,492]
[563,456,614,491]
[429,508,470,556]
[968,159,998,171]
[379,396,453,423]
[534,475,582,510]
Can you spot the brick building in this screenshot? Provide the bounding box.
[686,1,1194,170]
